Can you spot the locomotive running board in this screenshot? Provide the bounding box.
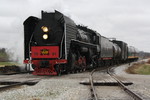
[71,39,97,49]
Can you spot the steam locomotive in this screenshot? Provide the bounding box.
[23,10,138,75]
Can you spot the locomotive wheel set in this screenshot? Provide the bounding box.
[24,10,139,76]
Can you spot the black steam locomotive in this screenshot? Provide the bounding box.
[24,10,138,75]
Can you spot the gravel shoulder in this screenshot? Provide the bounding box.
[0,72,91,100]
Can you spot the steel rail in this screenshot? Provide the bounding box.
[107,68,143,100]
[0,82,26,91]
[89,69,98,100]
[0,79,39,92]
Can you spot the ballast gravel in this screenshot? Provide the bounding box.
[0,78,90,100]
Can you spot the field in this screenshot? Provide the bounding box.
[0,48,19,67]
[0,48,9,62]
[126,59,150,75]
[0,62,19,67]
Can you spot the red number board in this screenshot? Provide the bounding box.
[31,46,59,58]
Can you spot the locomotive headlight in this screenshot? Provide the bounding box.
[41,26,48,32]
[43,34,48,39]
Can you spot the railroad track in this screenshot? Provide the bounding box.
[0,73,41,92]
[88,67,110,100]
[0,79,39,91]
[89,69,98,100]
[0,79,39,92]
[88,67,144,100]
[87,66,112,100]
[107,67,144,100]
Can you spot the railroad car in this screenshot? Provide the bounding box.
[112,43,121,64]
[112,40,128,62]
[23,10,139,75]
[99,36,114,66]
[128,46,139,61]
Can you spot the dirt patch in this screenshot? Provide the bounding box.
[0,65,21,74]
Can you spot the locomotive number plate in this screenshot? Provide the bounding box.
[31,46,59,58]
[41,49,49,55]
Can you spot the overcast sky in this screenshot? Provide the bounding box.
[0,0,150,62]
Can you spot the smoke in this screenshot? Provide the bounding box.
[3,17,24,64]
[0,0,70,64]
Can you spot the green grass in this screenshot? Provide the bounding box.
[0,52,8,57]
[0,62,19,67]
[135,64,150,75]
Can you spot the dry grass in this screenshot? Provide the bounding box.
[126,63,140,74]
[126,59,150,75]
[136,64,150,75]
